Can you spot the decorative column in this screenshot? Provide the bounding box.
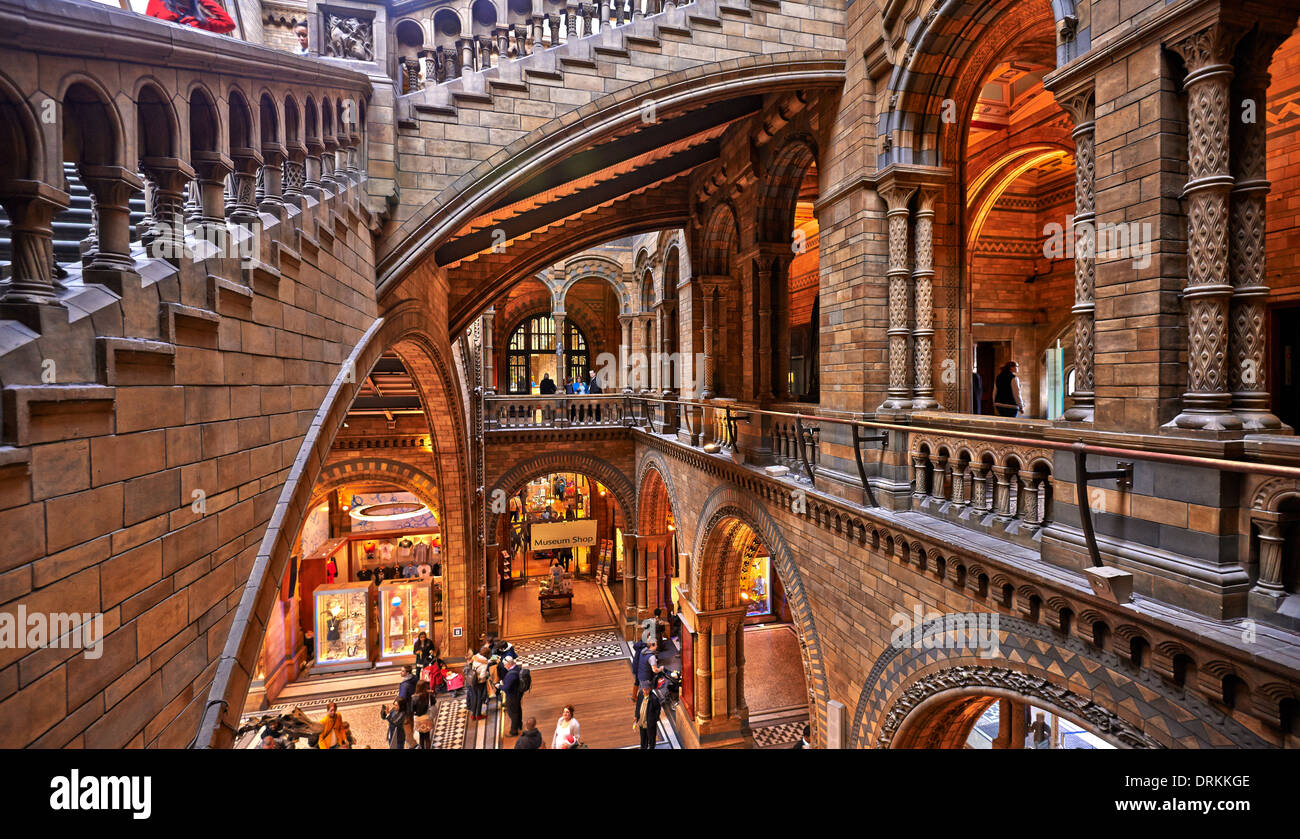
[227,147,262,224]
[79,165,143,275]
[0,181,70,307]
[258,144,286,216]
[1251,518,1286,597]
[635,542,648,615]
[1061,88,1097,422]
[757,252,776,401]
[320,136,338,189]
[622,531,638,637]
[1228,34,1286,430]
[303,139,324,199]
[345,133,362,183]
[283,142,308,203]
[911,187,941,409]
[878,184,916,411]
[553,309,567,386]
[191,152,230,225]
[620,314,635,392]
[695,624,712,724]
[700,282,716,399]
[482,307,497,396]
[1166,24,1243,431]
[140,156,194,262]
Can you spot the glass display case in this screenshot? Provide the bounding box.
[739,552,771,616]
[313,582,371,670]
[378,579,432,661]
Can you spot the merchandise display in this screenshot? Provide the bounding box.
[378,579,432,660]
[313,582,371,668]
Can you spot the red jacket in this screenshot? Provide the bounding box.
[146,0,236,34]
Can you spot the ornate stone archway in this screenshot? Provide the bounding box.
[489,451,636,525]
[850,614,1272,749]
[684,485,830,748]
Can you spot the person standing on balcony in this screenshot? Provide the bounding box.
[993,361,1024,418]
[145,0,237,34]
[294,22,310,55]
[539,373,557,395]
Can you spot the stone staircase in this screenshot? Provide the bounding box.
[382,0,845,235]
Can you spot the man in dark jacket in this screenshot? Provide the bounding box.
[539,373,557,394]
[496,657,525,736]
[635,687,660,749]
[630,640,646,702]
[514,717,543,749]
[398,665,418,701]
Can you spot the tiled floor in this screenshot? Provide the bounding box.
[510,630,627,667]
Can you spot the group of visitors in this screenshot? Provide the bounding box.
[372,632,450,749]
[464,639,529,733]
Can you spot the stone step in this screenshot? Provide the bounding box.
[95,336,176,386]
[1,383,116,447]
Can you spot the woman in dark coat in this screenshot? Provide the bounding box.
[381,698,407,749]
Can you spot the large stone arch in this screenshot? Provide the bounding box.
[635,448,682,537]
[561,255,632,314]
[489,451,636,527]
[377,52,847,292]
[309,457,443,516]
[755,133,818,243]
[881,0,1062,167]
[690,485,831,746]
[197,297,474,747]
[849,614,1272,749]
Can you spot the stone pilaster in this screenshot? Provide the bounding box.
[911,187,941,409]
[0,180,70,308]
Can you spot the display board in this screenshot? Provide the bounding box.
[530,519,598,550]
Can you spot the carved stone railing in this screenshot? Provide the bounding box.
[414,0,668,83]
[485,393,632,429]
[909,433,1054,546]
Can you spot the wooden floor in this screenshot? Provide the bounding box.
[500,659,640,749]
[501,578,619,639]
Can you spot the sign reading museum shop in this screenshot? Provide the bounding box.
[530,520,598,550]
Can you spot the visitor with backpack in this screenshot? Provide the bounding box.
[635,687,660,749]
[465,644,493,720]
[496,656,525,736]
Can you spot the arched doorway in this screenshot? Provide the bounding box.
[889,690,1120,749]
[679,487,830,749]
[504,313,590,394]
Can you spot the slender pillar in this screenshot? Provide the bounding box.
[622,531,638,636]
[911,187,941,409]
[0,181,70,306]
[283,143,308,202]
[1166,24,1244,430]
[258,144,286,215]
[554,309,567,385]
[482,307,497,395]
[878,184,916,411]
[695,625,712,724]
[620,314,634,392]
[1228,34,1286,430]
[1252,519,1286,595]
[1061,88,1097,421]
[757,254,775,401]
[303,139,324,199]
[140,156,194,262]
[700,283,716,399]
[227,147,262,224]
[79,165,143,274]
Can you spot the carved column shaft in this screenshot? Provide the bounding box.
[912,188,941,409]
[1254,520,1285,591]
[0,182,70,305]
[554,310,567,386]
[701,284,716,399]
[1063,90,1096,421]
[140,156,194,262]
[1229,36,1286,430]
[1168,25,1244,430]
[80,166,143,273]
[879,186,916,410]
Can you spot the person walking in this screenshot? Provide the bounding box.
[380,699,407,750]
[552,705,581,749]
[412,681,433,750]
[515,717,543,749]
[635,687,660,749]
[993,361,1024,418]
[496,656,525,736]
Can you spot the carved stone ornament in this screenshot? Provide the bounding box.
[875,665,1164,749]
[324,13,375,61]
